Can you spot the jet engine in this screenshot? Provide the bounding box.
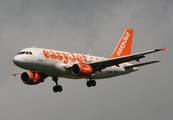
[21,71,42,85]
[71,64,93,76]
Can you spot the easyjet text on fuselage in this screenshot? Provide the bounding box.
[42,50,105,64]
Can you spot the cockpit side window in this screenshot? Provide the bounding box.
[29,52,33,55]
[17,51,33,55]
[20,52,25,54]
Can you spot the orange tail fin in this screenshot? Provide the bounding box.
[109,28,134,58]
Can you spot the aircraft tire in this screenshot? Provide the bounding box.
[53,85,63,92]
[91,80,96,87]
[53,86,58,93]
[86,80,96,87]
[86,81,92,87]
[58,85,63,92]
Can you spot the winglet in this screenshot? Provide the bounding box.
[162,46,166,52]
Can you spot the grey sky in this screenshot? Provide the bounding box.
[0,0,172,120]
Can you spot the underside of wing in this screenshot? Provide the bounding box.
[124,61,160,69]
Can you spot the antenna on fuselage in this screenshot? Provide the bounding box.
[33,45,35,48]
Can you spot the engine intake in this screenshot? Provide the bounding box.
[21,71,42,85]
[71,64,93,76]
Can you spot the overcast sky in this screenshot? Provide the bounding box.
[0,0,172,120]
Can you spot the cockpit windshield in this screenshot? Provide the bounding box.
[17,51,33,55]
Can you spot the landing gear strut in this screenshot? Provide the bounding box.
[52,77,63,93]
[86,76,96,87]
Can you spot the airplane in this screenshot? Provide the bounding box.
[13,28,166,93]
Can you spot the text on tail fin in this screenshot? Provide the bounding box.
[109,28,134,58]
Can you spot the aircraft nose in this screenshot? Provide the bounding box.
[13,55,24,66]
[13,56,20,65]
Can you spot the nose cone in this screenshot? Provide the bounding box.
[13,55,20,66]
[13,55,26,67]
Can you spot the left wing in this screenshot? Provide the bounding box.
[89,47,166,71]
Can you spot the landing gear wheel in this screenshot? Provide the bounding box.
[53,86,58,93]
[91,80,96,87]
[52,77,63,93]
[53,85,63,93]
[58,85,63,92]
[86,80,96,87]
[87,81,92,87]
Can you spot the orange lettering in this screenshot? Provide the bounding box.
[76,55,83,63]
[49,51,56,60]
[82,55,87,63]
[43,50,90,64]
[43,50,50,58]
[96,58,100,61]
[69,52,76,62]
[61,53,69,64]
[90,57,94,62]
[56,52,63,60]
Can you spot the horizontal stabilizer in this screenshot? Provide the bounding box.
[10,72,22,77]
[125,61,160,69]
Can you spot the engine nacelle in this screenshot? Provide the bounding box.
[71,64,93,76]
[21,71,42,85]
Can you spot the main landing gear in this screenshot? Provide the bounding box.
[86,76,96,87]
[86,80,96,87]
[52,77,63,93]
[52,77,96,93]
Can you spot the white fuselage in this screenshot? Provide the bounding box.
[12,28,164,93]
[13,47,138,80]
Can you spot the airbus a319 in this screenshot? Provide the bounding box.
[13,28,166,93]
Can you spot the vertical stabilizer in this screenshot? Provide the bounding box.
[109,28,134,58]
